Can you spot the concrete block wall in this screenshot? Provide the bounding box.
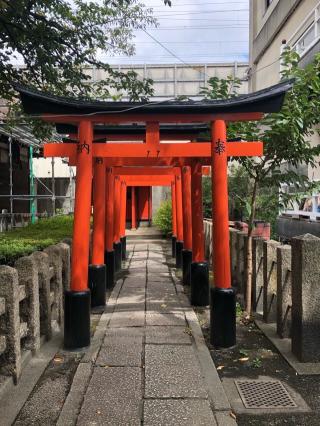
[0,242,70,383]
[203,223,320,363]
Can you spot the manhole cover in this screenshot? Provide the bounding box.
[235,380,297,409]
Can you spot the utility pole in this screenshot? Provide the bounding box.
[29,146,36,224]
[8,137,14,228]
[51,157,55,216]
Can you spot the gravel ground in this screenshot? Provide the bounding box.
[194,304,320,426]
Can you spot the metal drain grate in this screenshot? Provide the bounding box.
[235,380,297,409]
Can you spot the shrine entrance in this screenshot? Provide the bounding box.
[16,81,292,350]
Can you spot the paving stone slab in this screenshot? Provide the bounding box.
[133,247,148,253]
[146,312,186,326]
[122,283,146,291]
[143,399,217,426]
[147,273,171,281]
[148,252,166,258]
[97,339,143,366]
[127,267,146,273]
[77,367,141,426]
[145,326,191,344]
[146,293,179,303]
[116,295,146,305]
[103,327,144,341]
[113,302,146,312]
[109,311,145,327]
[147,264,167,269]
[147,282,174,291]
[146,302,184,314]
[145,345,208,398]
[148,267,169,272]
[123,279,146,287]
[130,261,147,268]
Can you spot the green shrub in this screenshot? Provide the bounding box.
[0,215,74,265]
[153,200,172,235]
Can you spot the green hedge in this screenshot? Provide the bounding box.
[153,200,172,235]
[0,215,74,266]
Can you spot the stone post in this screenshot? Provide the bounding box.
[263,240,281,323]
[44,245,63,327]
[291,234,320,362]
[0,266,21,383]
[236,231,247,292]
[15,256,40,353]
[229,228,239,286]
[252,237,264,314]
[57,242,71,291]
[32,251,51,340]
[276,245,292,338]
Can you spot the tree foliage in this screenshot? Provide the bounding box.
[201,48,320,315]
[0,0,160,101]
[153,200,172,235]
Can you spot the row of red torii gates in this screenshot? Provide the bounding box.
[17,81,291,350]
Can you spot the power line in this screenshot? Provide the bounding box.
[140,26,248,30]
[156,17,248,21]
[108,52,248,60]
[153,9,249,16]
[150,1,248,8]
[133,41,248,44]
[142,29,214,75]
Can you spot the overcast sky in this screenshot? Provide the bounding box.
[104,0,249,65]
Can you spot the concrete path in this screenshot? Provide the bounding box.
[58,236,236,425]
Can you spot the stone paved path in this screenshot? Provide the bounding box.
[59,237,236,426]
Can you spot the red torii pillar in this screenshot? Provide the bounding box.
[190,162,209,306]
[131,186,137,230]
[210,120,235,348]
[120,180,127,260]
[171,180,177,258]
[65,120,93,349]
[105,167,115,289]
[181,166,193,285]
[88,158,107,308]
[113,176,122,272]
[175,168,184,268]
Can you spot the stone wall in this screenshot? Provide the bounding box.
[0,242,70,383]
[203,220,320,363]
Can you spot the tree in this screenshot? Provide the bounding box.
[201,49,320,316]
[0,0,165,102]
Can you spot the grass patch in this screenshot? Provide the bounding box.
[0,215,74,266]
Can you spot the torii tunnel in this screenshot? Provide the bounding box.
[16,81,291,350]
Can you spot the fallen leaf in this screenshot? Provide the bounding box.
[238,357,249,362]
[184,327,192,336]
[217,365,224,371]
[230,412,236,420]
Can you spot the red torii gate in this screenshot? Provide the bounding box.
[16,81,291,350]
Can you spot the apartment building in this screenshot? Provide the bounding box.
[249,0,320,235]
[249,0,320,91]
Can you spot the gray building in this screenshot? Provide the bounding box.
[86,62,249,100]
[249,0,320,237]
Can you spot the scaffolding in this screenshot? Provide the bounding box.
[0,123,75,230]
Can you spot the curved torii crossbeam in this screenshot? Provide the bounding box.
[16,80,292,350]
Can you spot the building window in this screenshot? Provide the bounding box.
[266,0,273,9]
